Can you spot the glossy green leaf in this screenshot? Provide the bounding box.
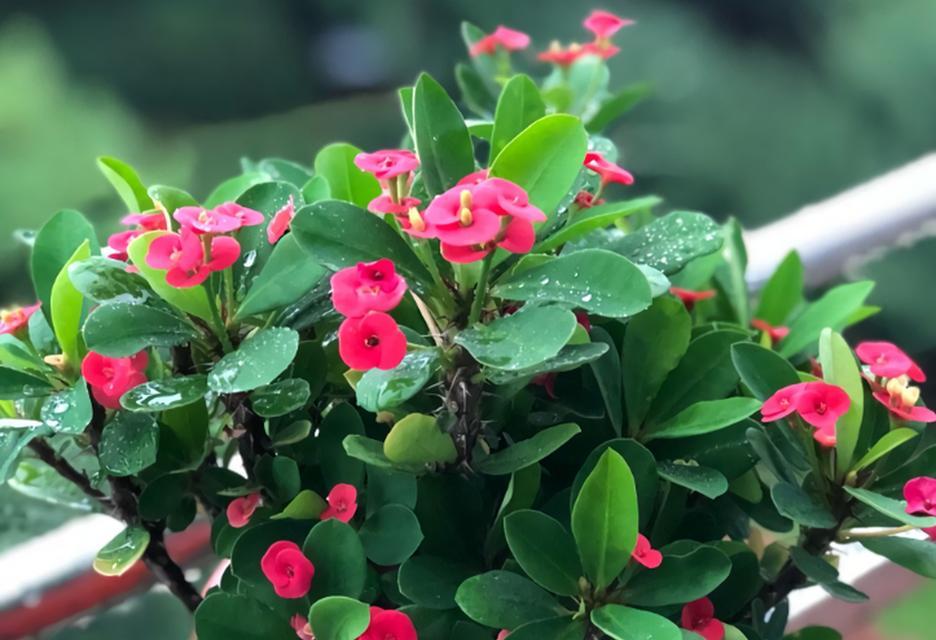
[41,382,92,434]
[398,556,475,610]
[68,256,155,305]
[714,219,750,326]
[98,413,159,476]
[490,114,588,217]
[303,519,368,599]
[384,413,457,466]
[255,455,301,502]
[302,175,332,203]
[571,439,658,529]
[731,342,801,400]
[571,449,638,589]
[147,185,198,213]
[475,423,580,476]
[309,596,370,640]
[0,335,47,374]
[251,378,310,417]
[50,240,91,366]
[31,209,99,321]
[818,329,864,477]
[313,143,381,209]
[320,404,366,486]
[591,605,682,640]
[487,343,608,385]
[230,518,311,584]
[771,482,837,528]
[92,526,150,576]
[455,305,576,371]
[588,327,624,434]
[585,82,651,132]
[96,156,154,212]
[356,350,439,412]
[127,231,213,321]
[412,73,475,196]
[359,504,424,565]
[120,375,207,413]
[235,234,326,320]
[504,617,587,640]
[208,327,299,393]
[852,428,919,472]
[862,536,936,579]
[624,544,731,607]
[490,74,546,160]
[256,158,312,188]
[10,458,98,511]
[609,211,722,274]
[0,427,47,482]
[779,281,875,357]
[83,302,198,357]
[844,486,936,527]
[535,197,661,253]
[755,251,804,325]
[203,172,269,208]
[788,547,868,602]
[0,367,54,399]
[658,460,728,499]
[195,593,294,640]
[504,509,583,596]
[455,571,563,630]
[645,397,761,441]
[784,627,842,640]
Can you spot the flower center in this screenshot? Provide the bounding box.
[365,335,380,348]
[197,209,211,224]
[170,249,182,263]
[408,207,426,232]
[459,189,474,226]
[814,401,827,415]
[285,566,295,578]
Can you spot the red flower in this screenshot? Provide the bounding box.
[872,376,936,423]
[173,206,242,235]
[267,196,296,245]
[751,318,789,344]
[260,540,314,599]
[903,477,936,516]
[681,598,724,640]
[457,169,490,186]
[330,259,408,319]
[367,195,421,216]
[360,607,417,640]
[538,42,587,67]
[573,190,603,209]
[321,483,358,523]
[583,10,634,39]
[581,41,621,60]
[122,212,167,230]
[856,341,925,382]
[81,351,148,409]
[584,152,634,187]
[924,526,936,541]
[761,382,850,447]
[761,382,807,422]
[106,230,142,261]
[213,202,265,228]
[670,287,716,310]
[106,212,168,261]
[290,614,314,640]
[146,228,240,288]
[631,534,662,569]
[469,26,530,57]
[226,492,261,529]
[338,312,407,371]
[0,302,41,336]
[496,631,510,640]
[354,149,419,181]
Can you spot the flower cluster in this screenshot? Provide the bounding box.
[904,476,936,539]
[761,381,851,447]
[331,259,408,371]
[106,211,167,261]
[80,351,149,409]
[356,150,426,233]
[469,26,530,57]
[856,341,936,422]
[539,9,633,66]
[0,302,40,336]
[145,202,263,287]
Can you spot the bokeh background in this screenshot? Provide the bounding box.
[2,1,936,638]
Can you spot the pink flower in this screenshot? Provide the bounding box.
[330,259,408,319]
[81,351,148,409]
[751,318,789,344]
[260,541,314,599]
[574,190,603,209]
[290,614,314,640]
[338,312,407,371]
[583,10,634,39]
[581,41,621,60]
[121,212,167,230]
[761,382,851,447]
[681,598,724,640]
[923,526,936,541]
[631,534,662,569]
[226,492,261,529]
[903,477,936,516]
[213,202,265,228]
[367,195,421,216]
[146,228,239,288]
[469,26,530,57]
[267,197,296,245]
[872,376,936,423]
[107,212,169,261]
[321,483,358,523]
[856,341,925,382]
[0,302,41,336]
[497,631,510,640]
[584,152,634,186]
[457,169,490,186]
[761,382,807,422]
[670,287,716,310]
[538,42,587,67]
[354,150,419,181]
[361,607,417,640]
[173,206,242,235]
[106,229,142,261]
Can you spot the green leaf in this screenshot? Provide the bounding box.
[474,423,581,475]
[41,383,92,434]
[230,518,311,584]
[0,335,48,374]
[235,235,326,320]
[862,536,936,579]
[398,556,475,610]
[658,460,728,499]
[309,596,370,640]
[591,605,682,640]
[50,240,91,366]
[585,83,651,132]
[313,143,381,209]
[503,617,587,640]
[623,295,692,430]
[0,367,54,399]
[852,428,919,472]
[730,342,801,400]
[256,455,301,502]
[344,435,421,473]
[92,526,150,576]
[10,458,98,511]
[779,281,875,357]
[487,343,608,385]
[755,251,804,325]
[384,413,457,466]
[291,200,433,291]
[771,482,837,528]
[251,378,310,418]
[455,571,563,629]
[490,74,546,160]
[68,256,155,305]
[303,519,368,599]
[208,327,299,393]
[784,627,842,640]
[138,472,189,520]
[96,156,154,212]
[645,398,761,441]
[504,509,583,596]
[589,327,623,434]
[233,181,302,284]
[203,172,270,208]
[356,350,439,412]
[98,413,159,476]
[844,486,936,527]
[120,375,208,413]
[455,62,497,117]
[714,219,750,327]
[256,158,312,188]
[83,302,198,357]
[302,175,332,203]
[571,449,638,589]
[412,73,475,196]
[788,547,868,602]
[31,209,99,322]
[359,503,424,565]
[489,114,588,218]
[818,329,864,477]
[0,427,47,483]
[320,404,366,486]
[535,197,662,253]
[571,440,658,529]
[195,595,294,640]
[273,489,327,520]
[493,250,651,319]
[455,305,577,371]
[147,184,198,213]
[127,231,213,321]
[623,544,731,607]
[609,211,722,274]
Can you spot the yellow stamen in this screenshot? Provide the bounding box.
[886,378,905,396]
[407,207,426,232]
[901,386,921,407]
[459,207,473,226]
[459,189,473,209]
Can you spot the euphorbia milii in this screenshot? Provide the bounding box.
[670,287,715,310]
[872,375,936,423]
[354,149,419,181]
[267,196,296,244]
[146,228,240,287]
[582,10,633,59]
[584,152,635,187]
[337,312,407,371]
[681,598,724,640]
[903,477,936,516]
[631,534,663,569]
[81,350,148,409]
[260,540,314,599]
[469,26,531,57]
[321,483,358,523]
[856,341,926,382]
[0,302,40,336]
[752,318,789,344]
[330,259,408,318]
[290,614,314,640]
[213,202,265,228]
[361,606,418,640]
[226,492,261,528]
[538,41,587,67]
[173,206,242,235]
[761,381,851,447]
[106,212,168,260]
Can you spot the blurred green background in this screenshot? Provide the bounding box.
[2,1,936,637]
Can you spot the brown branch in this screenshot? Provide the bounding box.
[445,350,483,469]
[27,439,114,510]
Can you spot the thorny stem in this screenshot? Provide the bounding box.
[27,439,113,510]
[445,351,483,469]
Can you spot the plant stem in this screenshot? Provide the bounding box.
[467,253,494,325]
[411,292,444,348]
[205,279,233,353]
[27,439,113,510]
[839,525,914,541]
